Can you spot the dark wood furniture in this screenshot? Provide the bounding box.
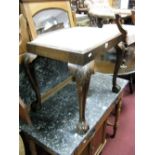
[84,0,132,27]
[71,0,88,14]
[95,44,135,93]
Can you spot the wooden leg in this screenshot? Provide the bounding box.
[19,97,32,125]
[68,62,94,134]
[129,74,134,94]
[112,45,123,93]
[111,98,122,138]
[112,14,128,93]
[76,78,90,134]
[97,17,103,28]
[24,55,41,111]
[106,97,122,138]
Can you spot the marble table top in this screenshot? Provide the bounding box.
[27,27,123,65]
[20,73,128,155]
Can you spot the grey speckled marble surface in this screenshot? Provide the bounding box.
[19,56,69,105]
[20,73,128,155]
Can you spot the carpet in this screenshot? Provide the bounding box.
[101,84,135,155]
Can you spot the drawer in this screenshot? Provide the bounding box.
[90,121,107,155]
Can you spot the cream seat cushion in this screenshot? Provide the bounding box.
[28,27,122,54]
[103,24,135,45]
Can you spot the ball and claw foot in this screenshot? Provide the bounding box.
[112,84,121,93]
[77,121,89,134]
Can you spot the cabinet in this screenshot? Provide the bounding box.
[20,74,128,155]
[75,120,107,155]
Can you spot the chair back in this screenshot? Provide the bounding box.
[20,0,75,40]
[19,14,37,64]
[19,14,30,55]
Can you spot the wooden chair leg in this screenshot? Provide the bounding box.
[24,55,41,112]
[20,97,38,155]
[129,74,134,94]
[112,45,123,93]
[19,97,32,125]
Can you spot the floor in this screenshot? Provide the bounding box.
[101,85,135,155]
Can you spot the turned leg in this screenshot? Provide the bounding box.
[24,55,41,111]
[111,98,122,138]
[106,97,122,138]
[112,44,124,93]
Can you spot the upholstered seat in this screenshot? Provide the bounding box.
[103,24,135,45]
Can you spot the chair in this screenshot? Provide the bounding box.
[94,14,135,93]
[83,1,135,93]
[84,0,132,27]
[19,14,39,155]
[19,13,35,124]
[20,0,75,39]
[20,0,76,109]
